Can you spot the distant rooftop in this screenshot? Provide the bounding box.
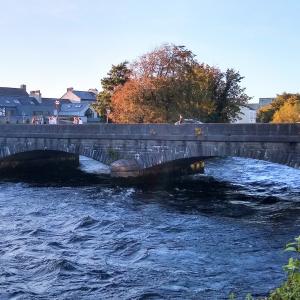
[61,87,98,102]
[60,102,91,114]
[0,85,28,97]
[0,96,40,109]
[72,90,97,101]
[259,97,275,105]
[248,103,260,110]
[41,98,71,106]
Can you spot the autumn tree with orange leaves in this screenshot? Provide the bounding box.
[95,44,250,123]
[257,93,300,123]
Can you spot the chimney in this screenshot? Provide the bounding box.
[67,87,74,92]
[20,84,26,91]
[30,90,42,103]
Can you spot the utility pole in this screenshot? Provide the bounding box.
[55,100,60,124]
[106,108,111,124]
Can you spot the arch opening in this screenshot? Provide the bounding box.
[0,150,79,175]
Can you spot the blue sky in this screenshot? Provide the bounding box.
[0,0,299,101]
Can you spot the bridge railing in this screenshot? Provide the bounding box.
[0,124,299,143]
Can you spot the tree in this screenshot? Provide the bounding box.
[98,44,251,123]
[110,79,165,123]
[206,68,251,123]
[101,61,131,92]
[257,104,275,123]
[272,101,300,123]
[131,44,196,79]
[257,93,300,123]
[129,44,199,122]
[94,61,131,116]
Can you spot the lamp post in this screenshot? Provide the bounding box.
[106,108,111,124]
[55,100,60,124]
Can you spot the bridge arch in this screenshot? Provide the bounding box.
[0,140,115,166]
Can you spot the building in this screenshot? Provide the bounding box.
[0,85,101,124]
[258,97,275,107]
[233,105,257,124]
[233,97,276,124]
[59,87,99,122]
[59,102,98,123]
[0,85,53,123]
[60,87,98,103]
[30,90,72,117]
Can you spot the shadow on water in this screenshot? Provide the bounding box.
[1,158,299,225]
[0,164,111,186]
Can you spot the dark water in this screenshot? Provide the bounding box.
[0,158,300,300]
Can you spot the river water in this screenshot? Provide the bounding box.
[0,158,299,300]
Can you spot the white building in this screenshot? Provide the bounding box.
[233,106,257,123]
[258,97,275,107]
[233,97,275,124]
[59,102,98,123]
[60,87,98,103]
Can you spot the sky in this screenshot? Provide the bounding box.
[0,0,299,102]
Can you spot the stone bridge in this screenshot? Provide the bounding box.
[0,124,299,177]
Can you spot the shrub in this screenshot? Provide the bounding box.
[268,236,300,300]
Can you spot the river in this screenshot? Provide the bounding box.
[0,157,299,299]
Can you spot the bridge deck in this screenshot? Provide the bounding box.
[0,124,299,143]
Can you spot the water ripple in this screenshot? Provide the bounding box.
[0,158,299,299]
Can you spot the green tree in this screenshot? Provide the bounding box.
[101,61,131,92]
[208,68,251,123]
[94,61,131,116]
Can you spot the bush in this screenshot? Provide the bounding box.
[268,236,300,300]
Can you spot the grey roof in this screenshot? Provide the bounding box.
[0,95,53,116]
[41,98,71,106]
[0,87,59,117]
[0,87,28,97]
[0,96,39,107]
[73,90,96,101]
[59,102,91,116]
[16,105,52,116]
[248,103,260,110]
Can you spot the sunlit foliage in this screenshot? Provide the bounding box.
[96,44,251,123]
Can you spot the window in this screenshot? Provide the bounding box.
[33,111,43,116]
[8,109,15,116]
[85,108,93,118]
[0,107,6,116]
[14,99,20,104]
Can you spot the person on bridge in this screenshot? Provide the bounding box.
[179,115,183,124]
[175,115,184,125]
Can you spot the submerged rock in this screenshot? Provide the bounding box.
[110,159,141,178]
